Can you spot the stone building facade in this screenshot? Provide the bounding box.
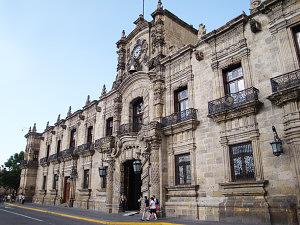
[19,0,300,224]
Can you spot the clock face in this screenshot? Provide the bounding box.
[133,45,142,59]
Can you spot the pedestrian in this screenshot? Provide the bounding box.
[141,196,149,221]
[147,197,157,221]
[7,194,11,203]
[152,195,160,216]
[21,193,25,204]
[120,194,127,212]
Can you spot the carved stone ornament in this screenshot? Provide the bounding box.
[250,0,261,10]
[250,19,262,33]
[79,114,85,121]
[96,106,102,113]
[195,50,204,61]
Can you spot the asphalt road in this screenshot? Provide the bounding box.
[0,203,100,225]
[0,202,261,225]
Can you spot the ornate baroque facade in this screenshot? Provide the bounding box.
[19,0,300,224]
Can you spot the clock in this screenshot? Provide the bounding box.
[132,44,142,59]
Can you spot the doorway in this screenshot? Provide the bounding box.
[123,160,141,211]
[63,176,70,204]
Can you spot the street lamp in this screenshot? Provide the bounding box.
[270,126,283,156]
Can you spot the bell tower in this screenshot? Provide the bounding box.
[19,123,43,201]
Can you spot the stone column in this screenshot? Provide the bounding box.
[106,157,115,213]
[149,140,161,199]
[150,68,165,121]
[113,95,122,136]
[220,137,231,182]
[252,138,264,181]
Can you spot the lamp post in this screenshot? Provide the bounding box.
[270,126,283,156]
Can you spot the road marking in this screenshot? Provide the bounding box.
[0,208,44,222]
[7,204,182,225]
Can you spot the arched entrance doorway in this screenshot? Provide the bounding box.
[123,160,141,211]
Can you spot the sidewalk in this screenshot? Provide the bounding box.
[7,202,258,225]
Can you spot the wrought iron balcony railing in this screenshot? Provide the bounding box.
[48,154,60,163]
[94,136,115,151]
[39,157,49,166]
[208,87,259,116]
[270,69,300,93]
[20,160,28,168]
[161,108,198,127]
[58,147,77,160]
[119,123,143,135]
[27,160,38,168]
[76,142,95,156]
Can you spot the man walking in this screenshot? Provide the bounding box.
[141,196,149,221]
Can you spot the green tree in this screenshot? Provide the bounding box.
[0,151,24,193]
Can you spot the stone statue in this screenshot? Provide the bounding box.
[198,23,206,39]
[67,106,72,117]
[85,95,91,106]
[101,85,107,97]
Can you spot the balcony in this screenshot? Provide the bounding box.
[161,108,199,135]
[119,123,143,136]
[48,154,60,164]
[75,142,95,157]
[208,87,261,122]
[21,160,38,169]
[39,157,49,167]
[268,69,300,106]
[161,108,198,127]
[94,136,115,153]
[58,147,78,161]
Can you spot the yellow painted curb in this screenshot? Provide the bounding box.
[6,203,182,225]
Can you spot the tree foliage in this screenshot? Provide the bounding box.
[0,151,24,193]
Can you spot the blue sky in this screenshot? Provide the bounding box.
[0,0,249,165]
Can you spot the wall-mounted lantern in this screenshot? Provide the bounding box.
[98,166,107,178]
[270,126,283,156]
[133,159,142,174]
[70,167,78,180]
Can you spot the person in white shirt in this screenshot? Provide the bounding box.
[147,197,157,220]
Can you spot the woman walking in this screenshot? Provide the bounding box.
[147,197,157,220]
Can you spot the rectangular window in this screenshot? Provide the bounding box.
[83,169,89,189]
[174,87,188,113]
[52,174,58,190]
[46,145,50,159]
[42,176,47,190]
[293,25,300,63]
[69,129,76,149]
[102,175,107,189]
[56,140,61,155]
[223,65,245,95]
[106,117,113,136]
[229,142,255,181]
[175,153,191,185]
[87,126,93,143]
